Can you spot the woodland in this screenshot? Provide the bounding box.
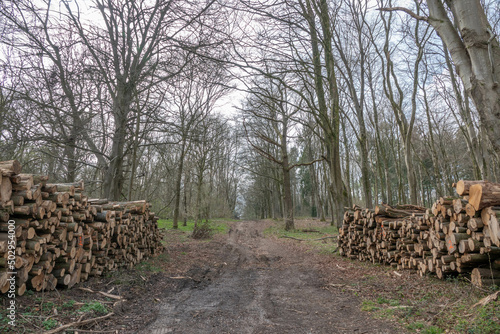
[1,0,499,231]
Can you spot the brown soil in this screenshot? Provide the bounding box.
[145,221,399,333]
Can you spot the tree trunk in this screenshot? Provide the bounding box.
[102,85,132,200]
[341,120,353,206]
[283,164,294,231]
[422,86,444,197]
[172,140,186,229]
[282,116,294,231]
[442,43,483,180]
[367,65,388,204]
[304,0,348,227]
[183,168,190,227]
[128,96,142,201]
[307,142,318,217]
[195,174,203,228]
[427,0,500,157]
[64,119,77,183]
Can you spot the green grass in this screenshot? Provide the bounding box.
[62,300,76,308]
[361,300,379,312]
[263,223,338,253]
[157,219,230,234]
[136,259,163,273]
[406,322,443,334]
[42,318,58,330]
[454,304,500,334]
[376,297,400,306]
[40,301,55,312]
[422,326,444,334]
[79,301,108,315]
[406,321,425,331]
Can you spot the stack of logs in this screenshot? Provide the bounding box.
[0,160,164,295]
[339,180,500,288]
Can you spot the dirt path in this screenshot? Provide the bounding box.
[145,221,400,334]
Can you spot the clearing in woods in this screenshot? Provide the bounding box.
[145,221,398,334]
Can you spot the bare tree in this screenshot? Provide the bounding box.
[167,59,230,228]
[241,74,321,230]
[381,0,500,157]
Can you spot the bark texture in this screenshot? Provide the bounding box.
[427,0,500,156]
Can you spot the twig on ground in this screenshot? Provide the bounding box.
[432,298,463,319]
[280,235,337,241]
[388,305,411,309]
[169,276,193,279]
[65,329,118,333]
[78,287,123,300]
[328,283,359,292]
[472,291,500,308]
[42,312,114,334]
[18,313,43,330]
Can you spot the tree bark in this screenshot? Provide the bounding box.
[280,111,294,231]
[172,139,187,229]
[102,82,133,200]
[302,0,348,227]
[426,0,500,156]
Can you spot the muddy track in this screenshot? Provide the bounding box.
[145,221,400,334]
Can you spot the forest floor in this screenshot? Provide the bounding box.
[2,219,499,333]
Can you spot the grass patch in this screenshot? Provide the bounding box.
[79,301,109,315]
[136,260,163,273]
[264,221,338,253]
[374,308,395,319]
[158,219,229,235]
[361,300,379,312]
[158,219,196,231]
[406,321,425,331]
[40,301,55,312]
[62,300,76,308]
[422,326,444,334]
[454,304,500,334]
[376,297,400,307]
[42,318,58,330]
[0,296,115,333]
[352,272,499,333]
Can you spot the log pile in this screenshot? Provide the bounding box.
[0,160,164,295]
[339,180,500,287]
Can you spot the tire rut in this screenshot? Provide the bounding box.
[145,221,401,334]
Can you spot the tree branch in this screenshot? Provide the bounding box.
[42,312,114,334]
[280,235,337,241]
[378,7,428,22]
[288,157,324,170]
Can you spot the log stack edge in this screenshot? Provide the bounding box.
[339,180,500,288]
[0,160,164,295]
